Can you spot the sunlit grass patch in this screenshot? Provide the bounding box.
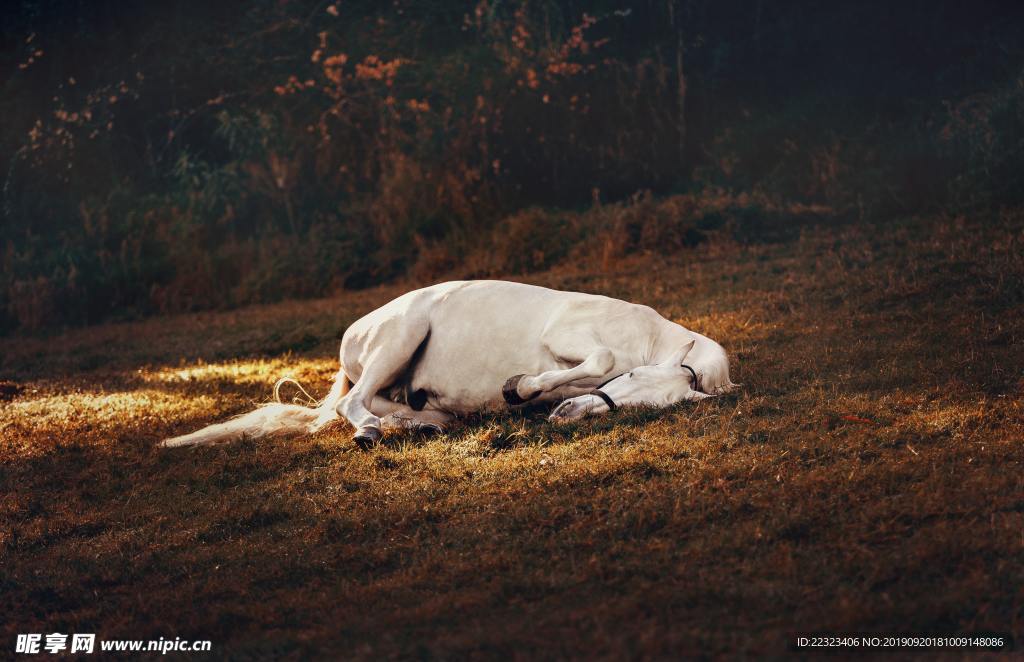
[2,389,222,455]
[1,355,341,460]
[141,357,336,388]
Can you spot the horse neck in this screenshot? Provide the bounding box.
[679,330,731,393]
[654,322,725,371]
[651,320,700,362]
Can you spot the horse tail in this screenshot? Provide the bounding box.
[159,369,351,448]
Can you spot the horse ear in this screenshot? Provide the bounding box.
[669,339,695,366]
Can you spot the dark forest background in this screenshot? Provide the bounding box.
[2,0,1023,332]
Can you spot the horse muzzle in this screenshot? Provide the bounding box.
[548,393,611,423]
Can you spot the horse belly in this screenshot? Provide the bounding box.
[410,331,555,413]
[410,284,564,412]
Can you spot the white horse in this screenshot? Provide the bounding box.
[160,280,735,448]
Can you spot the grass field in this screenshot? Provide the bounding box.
[2,211,1023,657]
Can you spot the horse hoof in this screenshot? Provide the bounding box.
[420,423,443,435]
[353,426,382,450]
[502,374,540,406]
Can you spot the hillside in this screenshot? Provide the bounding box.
[2,210,1021,656]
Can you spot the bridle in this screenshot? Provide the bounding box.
[681,364,701,392]
[588,362,702,411]
[588,387,618,411]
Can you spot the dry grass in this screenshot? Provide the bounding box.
[2,212,1023,658]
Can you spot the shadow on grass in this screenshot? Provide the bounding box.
[3,353,1021,659]
[372,396,741,453]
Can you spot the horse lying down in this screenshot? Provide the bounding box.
[160,280,736,449]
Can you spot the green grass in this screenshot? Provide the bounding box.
[2,212,1022,657]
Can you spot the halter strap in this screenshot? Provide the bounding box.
[681,364,701,392]
[589,389,617,411]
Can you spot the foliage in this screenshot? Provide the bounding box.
[2,1,1024,331]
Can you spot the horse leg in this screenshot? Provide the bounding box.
[336,323,430,448]
[368,395,453,434]
[504,337,616,404]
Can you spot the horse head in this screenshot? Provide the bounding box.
[548,339,736,422]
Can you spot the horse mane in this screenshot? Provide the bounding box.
[696,342,737,395]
